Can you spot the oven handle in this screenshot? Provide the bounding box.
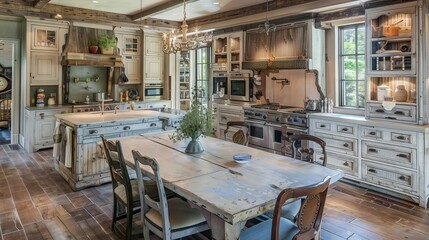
[283,126,308,133]
[244,120,267,125]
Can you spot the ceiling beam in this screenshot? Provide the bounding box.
[33,0,51,8]
[131,0,197,21]
[0,1,178,29]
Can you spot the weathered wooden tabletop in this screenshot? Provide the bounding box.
[116,131,344,240]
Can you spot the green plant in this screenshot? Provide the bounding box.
[170,86,213,143]
[97,34,116,50]
[88,39,98,46]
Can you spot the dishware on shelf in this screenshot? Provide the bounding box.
[409,89,416,102]
[377,85,392,101]
[394,85,408,102]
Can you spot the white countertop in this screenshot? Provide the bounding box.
[56,109,184,126]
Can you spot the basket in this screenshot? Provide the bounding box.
[375,25,400,37]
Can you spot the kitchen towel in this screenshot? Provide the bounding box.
[64,126,73,168]
[52,120,62,158]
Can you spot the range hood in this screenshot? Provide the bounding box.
[61,26,123,67]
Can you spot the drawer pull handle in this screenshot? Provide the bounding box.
[396,153,408,159]
[369,131,377,135]
[221,116,227,120]
[375,109,385,113]
[343,143,349,147]
[394,111,405,115]
[138,106,142,109]
[385,117,397,120]
[61,111,66,114]
[123,126,130,130]
[341,128,349,132]
[150,123,157,127]
[343,162,349,167]
[89,130,98,134]
[368,148,378,153]
[320,124,326,128]
[40,113,45,119]
[319,157,324,161]
[396,136,406,140]
[368,168,377,173]
[399,175,407,181]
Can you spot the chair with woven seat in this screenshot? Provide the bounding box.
[240,176,331,240]
[132,150,210,240]
[100,135,158,240]
[224,121,250,146]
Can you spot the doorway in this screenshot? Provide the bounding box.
[0,39,17,145]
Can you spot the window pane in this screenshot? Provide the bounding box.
[357,55,365,80]
[357,81,366,107]
[357,26,365,54]
[342,28,356,55]
[343,56,357,80]
[343,81,357,106]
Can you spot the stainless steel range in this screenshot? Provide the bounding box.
[243,104,319,157]
[71,102,122,113]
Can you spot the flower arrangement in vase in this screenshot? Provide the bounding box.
[169,85,213,154]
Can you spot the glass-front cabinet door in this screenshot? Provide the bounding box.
[31,25,59,51]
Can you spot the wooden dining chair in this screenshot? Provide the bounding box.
[132,150,210,240]
[240,176,331,240]
[100,135,158,240]
[224,121,250,146]
[289,134,327,167]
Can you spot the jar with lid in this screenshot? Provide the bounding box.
[394,85,408,102]
[35,88,45,107]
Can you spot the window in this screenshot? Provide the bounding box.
[338,23,365,108]
[195,47,211,107]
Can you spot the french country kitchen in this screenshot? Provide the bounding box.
[1,0,429,239]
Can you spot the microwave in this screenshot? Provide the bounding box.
[228,73,253,102]
[145,83,163,100]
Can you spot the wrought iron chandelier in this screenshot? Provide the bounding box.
[162,0,212,54]
[259,0,276,35]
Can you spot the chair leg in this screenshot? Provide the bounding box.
[112,196,118,230]
[143,224,150,240]
[126,204,133,240]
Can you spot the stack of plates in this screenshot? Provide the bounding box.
[233,154,251,163]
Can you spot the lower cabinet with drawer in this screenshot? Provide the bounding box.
[310,114,427,207]
[24,107,72,153]
[216,105,244,139]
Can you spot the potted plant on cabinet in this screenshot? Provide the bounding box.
[97,34,116,54]
[170,86,213,154]
[88,39,99,54]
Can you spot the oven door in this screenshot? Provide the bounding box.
[229,78,250,101]
[144,87,163,100]
[267,123,284,154]
[281,125,308,158]
[246,120,269,149]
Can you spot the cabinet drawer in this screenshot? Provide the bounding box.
[83,121,162,136]
[336,124,355,135]
[34,109,70,119]
[315,151,358,177]
[219,113,243,125]
[366,102,417,123]
[314,120,331,131]
[362,161,417,194]
[361,141,416,169]
[314,132,357,156]
[311,119,357,137]
[361,126,416,146]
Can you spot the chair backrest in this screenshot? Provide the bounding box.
[100,135,134,202]
[289,134,327,166]
[132,150,171,239]
[271,176,331,240]
[224,121,250,146]
[0,98,11,121]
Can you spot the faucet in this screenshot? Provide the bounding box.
[114,105,119,114]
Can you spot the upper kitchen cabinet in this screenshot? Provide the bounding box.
[121,34,141,55]
[212,31,243,72]
[115,29,143,84]
[365,2,421,124]
[31,25,59,51]
[366,4,416,75]
[143,32,164,100]
[144,34,163,56]
[30,52,59,85]
[122,55,141,84]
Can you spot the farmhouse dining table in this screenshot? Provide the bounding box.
[114,131,344,240]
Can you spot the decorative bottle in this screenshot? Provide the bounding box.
[35,88,45,107]
[394,85,408,102]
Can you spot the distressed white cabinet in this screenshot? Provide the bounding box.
[216,105,244,139]
[122,55,141,84]
[144,56,163,80]
[31,25,60,51]
[24,107,71,153]
[309,113,428,207]
[30,52,59,85]
[144,34,163,56]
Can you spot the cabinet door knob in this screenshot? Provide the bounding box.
[343,162,349,167]
[123,126,131,130]
[343,143,349,147]
[368,148,378,153]
[368,168,377,173]
[369,131,376,135]
[89,130,98,134]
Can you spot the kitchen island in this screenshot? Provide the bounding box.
[55,109,183,190]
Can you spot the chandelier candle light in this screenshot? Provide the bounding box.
[259,0,276,35]
[163,0,213,54]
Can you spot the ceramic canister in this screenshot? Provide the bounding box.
[394,85,408,102]
[35,88,45,107]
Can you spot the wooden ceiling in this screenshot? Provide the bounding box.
[0,0,414,31]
